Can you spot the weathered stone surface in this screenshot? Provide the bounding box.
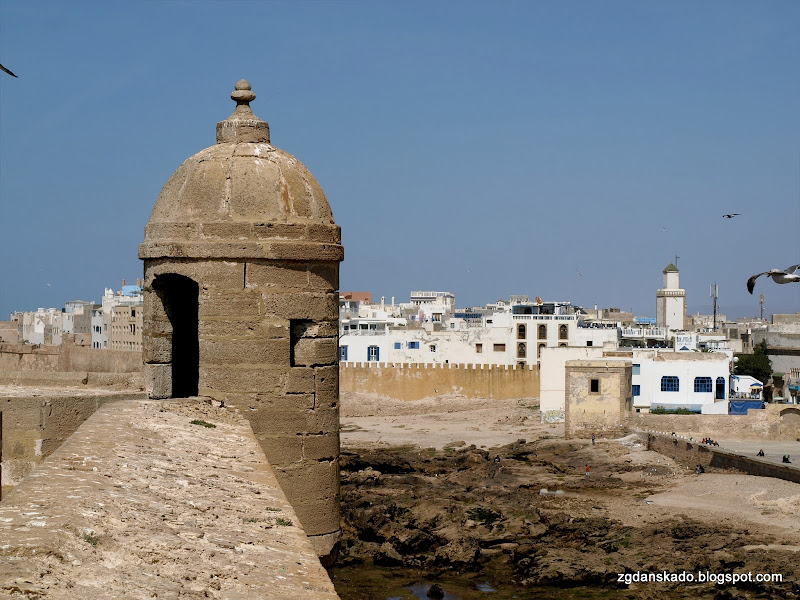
[144,363,171,399]
[308,263,339,291]
[199,338,289,365]
[145,258,245,290]
[198,366,285,394]
[286,367,315,394]
[256,432,304,465]
[140,240,344,261]
[197,290,262,319]
[246,261,310,289]
[315,366,339,409]
[0,399,339,599]
[142,332,171,363]
[294,337,338,367]
[198,317,286,338]
[304,433,340,461]
[262,292,338,321]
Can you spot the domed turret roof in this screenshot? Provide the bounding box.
[140,80,342,262]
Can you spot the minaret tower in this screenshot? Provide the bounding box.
[656,262,686,331]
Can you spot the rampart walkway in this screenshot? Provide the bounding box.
[0,398,339,599]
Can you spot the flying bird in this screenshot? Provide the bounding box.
[723,213,740,219]
[747,264,800,294]
[0,64,18,78]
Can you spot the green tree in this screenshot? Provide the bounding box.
[734,340,772,384]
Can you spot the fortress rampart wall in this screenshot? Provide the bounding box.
[340,362,539,402]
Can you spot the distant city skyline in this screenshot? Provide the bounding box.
[1,1,799,320]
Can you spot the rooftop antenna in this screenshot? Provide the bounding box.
[710,283,718,331]
[674,254,680,267]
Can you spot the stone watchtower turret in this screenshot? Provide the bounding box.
[139,80,343,559]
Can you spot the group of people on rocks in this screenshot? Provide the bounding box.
[701,437,719,446]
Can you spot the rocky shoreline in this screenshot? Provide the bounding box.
[332,437,799,599]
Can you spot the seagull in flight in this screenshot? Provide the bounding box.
[747,264,800,294]
[0,64,18,78]
[723,213,740,219]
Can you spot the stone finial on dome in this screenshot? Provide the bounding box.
[216,79,270,144]
[231,79,256,111]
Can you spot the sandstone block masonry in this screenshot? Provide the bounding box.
[0,399,339,599]
[139,80,343,559]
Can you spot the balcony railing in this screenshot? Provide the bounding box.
[621,327,668,338]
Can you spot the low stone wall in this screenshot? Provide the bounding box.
[0,399,339,599]
[626,403,799,440]
[0,342,142,373]
[647,433,800,484]
[647,433,719,468]
[339,362,539,402]
[0,370,142,389]
[1,389,147,493]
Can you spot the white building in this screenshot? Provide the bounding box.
[338,293,618,367]
[540,347,733,421]
[730,374,763,399]
[92,281,143,349]
[21,308,63,345]
[631,350,731,414]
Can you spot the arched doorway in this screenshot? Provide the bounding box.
[780,407,800,438]
[151,274,199,398]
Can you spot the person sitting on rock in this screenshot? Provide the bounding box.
[695,464,705,474]
[783,455,791,463]
[757,449,765,457]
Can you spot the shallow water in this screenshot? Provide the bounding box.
[332,565,621,600]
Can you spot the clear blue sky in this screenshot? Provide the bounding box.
[1,0,799,320]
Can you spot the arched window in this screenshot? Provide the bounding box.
[518,324,526,339]
[661,376,680,392]
[538,343,546,358]
[559,324,568,340]
[517,342,526,358]
[538,324,547,339]
[694,377,712,393]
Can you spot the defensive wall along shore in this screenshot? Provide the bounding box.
[0,398,339,599]
[645,432,800,485]
[339,362,539,402]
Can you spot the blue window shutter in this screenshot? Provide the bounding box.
[376,346,380,361]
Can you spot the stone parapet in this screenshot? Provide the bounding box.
[0,398,339,599]
[0,388,147,493]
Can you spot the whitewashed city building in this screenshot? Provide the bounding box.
[338,292,619,367]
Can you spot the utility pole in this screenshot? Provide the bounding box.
[710,283,718,332]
